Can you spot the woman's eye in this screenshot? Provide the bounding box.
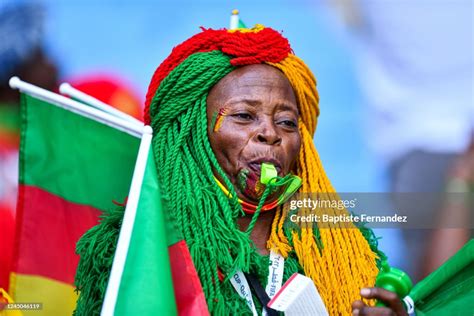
[233,113,253,120]
[279,120,297,128]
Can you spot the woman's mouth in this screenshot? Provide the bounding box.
[247,159,282,176]
[235,158,283,201]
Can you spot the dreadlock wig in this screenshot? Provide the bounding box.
[142,25,383,315]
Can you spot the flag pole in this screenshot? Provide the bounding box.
[100,125,153,316]
[230,9,239,29]
[59,82,143,126]
[9,77,143,138]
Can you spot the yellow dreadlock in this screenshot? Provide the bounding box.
[268,54,379,315]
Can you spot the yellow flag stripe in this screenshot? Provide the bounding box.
[9,273,76,316]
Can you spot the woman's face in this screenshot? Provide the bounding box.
[207,64,301,203]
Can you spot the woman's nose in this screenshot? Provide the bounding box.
[256,121,282,145]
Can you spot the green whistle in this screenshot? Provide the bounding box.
[375,261,413,308]
[260,163,302,205]
[260,162,278,184]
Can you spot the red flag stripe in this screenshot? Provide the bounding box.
[13,185,101,284]
[168,240,209,316]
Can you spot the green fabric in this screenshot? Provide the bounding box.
[115,149,177,315]
[410,239,474,315]
[20,93,139,210]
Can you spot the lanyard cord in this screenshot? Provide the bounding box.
[229,251,285,316]
[244,272,279,316]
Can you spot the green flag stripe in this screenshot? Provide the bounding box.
[115,150,177,314]
[20,93,140,211]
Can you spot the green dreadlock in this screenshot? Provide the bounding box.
[150,51,302,313]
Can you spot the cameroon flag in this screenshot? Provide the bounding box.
[10,84,140,315]
[9,79,209,315]
[76,124,209,315]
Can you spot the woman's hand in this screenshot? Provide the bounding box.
[351,287,408,315]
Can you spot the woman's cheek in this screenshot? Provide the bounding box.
[286,134,301,171]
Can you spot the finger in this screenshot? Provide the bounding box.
[359,306,396,316]
[360,288,406,315]
[352,300,366,315]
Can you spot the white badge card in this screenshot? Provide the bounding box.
[267,273,329,316]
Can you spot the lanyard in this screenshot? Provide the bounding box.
[230,251,285,316]
[266,251,285,299]
[230,269,259,316]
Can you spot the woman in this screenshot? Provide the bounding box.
[75,25,407,315]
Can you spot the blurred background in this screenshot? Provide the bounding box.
[0,0,472,302]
